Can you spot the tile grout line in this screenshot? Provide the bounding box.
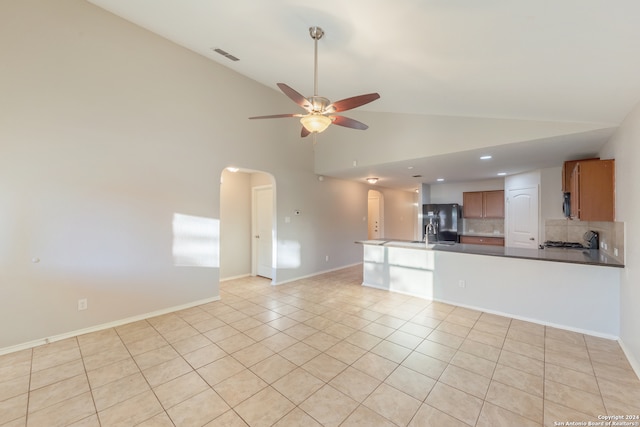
[75,335,101,427]
[24,348,34,427]
[113,320,174,426]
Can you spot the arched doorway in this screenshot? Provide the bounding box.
[368,189,384,239]
[220,168,275,281]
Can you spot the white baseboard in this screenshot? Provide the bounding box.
[0,263,362,355]
[0,296,220,356]
[619,339,640,381]
[272,263,361,286]
[362,281,620,340]
[220,273,251,282]
[439,296,620,341]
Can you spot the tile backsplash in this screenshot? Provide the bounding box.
[463,219,505,236]
[545,219,625,262]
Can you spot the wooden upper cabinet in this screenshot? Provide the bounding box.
[463,190,504,218]
[462,192,484,218]
[562,157,599,192]
[569,159,615,221]
[483,190,505,218]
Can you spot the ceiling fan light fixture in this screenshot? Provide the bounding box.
[366,177,379,184]
[249,26,379,139]
[300,114,332,133]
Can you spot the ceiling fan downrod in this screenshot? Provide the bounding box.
[309,26,324,97]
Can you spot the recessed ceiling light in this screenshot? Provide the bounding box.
[497,172,507,176]
[480,155,492,160]
[437,178,444,182]
[407,166,414,170]
[366,177,378,184]
[226,167,239,172]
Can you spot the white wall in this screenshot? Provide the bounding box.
[0,0,397,350]
[377,187,416,240]
[429,178,504,205]
[220,170,274,280]
[313,111,616,175]
[220,171,251,280]
[599,102,640,375]
[540,167,564,218]
[433,251,620,337]
[362,244,620,337]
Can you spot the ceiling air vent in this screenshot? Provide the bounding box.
[212,48,239,62]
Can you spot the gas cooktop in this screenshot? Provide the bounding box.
[544,241,588,249]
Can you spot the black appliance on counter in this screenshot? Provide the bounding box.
[544,231,599,249]
[562,192,571,218]
[423,203,462,243]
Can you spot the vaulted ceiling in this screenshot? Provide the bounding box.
[88,0,640,189]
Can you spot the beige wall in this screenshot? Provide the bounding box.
[220,170,275,280]
[220,171,252,280]
[0,0,413,350]
[313,111,616,175]
[600,102,640,375]
[377,187,417,240]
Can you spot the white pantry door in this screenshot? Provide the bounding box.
[253,186,273,279]
[507,186,539,248]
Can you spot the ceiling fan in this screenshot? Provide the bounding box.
[249,26,380,138]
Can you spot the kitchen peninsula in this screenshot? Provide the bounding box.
[357,240,622,338]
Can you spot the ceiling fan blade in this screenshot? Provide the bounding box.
[328,93,380,113]
[277,83,312,111]
[331,115,369,130]
[249,113,303,119]
[301,126,311,138]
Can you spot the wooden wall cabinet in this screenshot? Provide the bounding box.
[562,157,599,192]
[568,159,615,221]
[460,236,505,246]
[463,190,505,218]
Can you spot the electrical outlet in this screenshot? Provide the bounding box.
[77,298,87,311]
[458,280,466,288]
[614,248,619,257]
[325,255,329,262]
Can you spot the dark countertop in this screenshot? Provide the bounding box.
[356,240,624,268]
[434,243,624,268]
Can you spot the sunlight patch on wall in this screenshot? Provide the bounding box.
[172,213,219,267]
[277,240,300,269]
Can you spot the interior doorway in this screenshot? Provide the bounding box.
[368,190,384,239]
[219,168,275,281]
[252,185,273,279]
[506,186,539,248]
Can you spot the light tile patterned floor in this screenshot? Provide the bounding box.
[1,265,639,426]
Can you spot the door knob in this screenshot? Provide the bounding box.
[529,237,535,241]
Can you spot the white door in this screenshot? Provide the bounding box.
[253,186,273,278]
[507,186,539,248]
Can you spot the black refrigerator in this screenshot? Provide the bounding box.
[422,203,462,243]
